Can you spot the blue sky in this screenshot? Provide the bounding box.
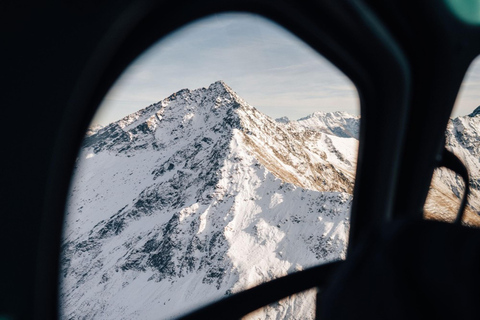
[93,13,480,126]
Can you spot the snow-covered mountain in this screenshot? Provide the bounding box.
[296,111,359,139]
[425,106,480,225]
[60,81,358,319]
[60,80,479,319]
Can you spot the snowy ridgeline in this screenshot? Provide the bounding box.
[61,81,479,319]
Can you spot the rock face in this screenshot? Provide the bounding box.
[60,81,358,319]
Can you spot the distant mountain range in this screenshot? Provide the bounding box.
[60,81,479,319]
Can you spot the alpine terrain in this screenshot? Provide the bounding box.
[425,106,480,225]
[60,80,479,319]
[60,81,358,319]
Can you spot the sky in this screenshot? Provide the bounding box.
[453,55,480,117]
[93,13,359,126]
[92,12,480,126]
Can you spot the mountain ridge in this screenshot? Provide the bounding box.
[62,81,479,319]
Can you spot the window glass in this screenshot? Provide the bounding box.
[60,13,359,319]
[424,56,480,226]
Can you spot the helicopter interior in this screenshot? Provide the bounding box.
[1,0,480,319]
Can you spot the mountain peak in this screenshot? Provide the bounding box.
[298,111,357,121]
[468,106,480,117]
[162,81,233,103]
[209,80,228,89]
[207,80,238,98]
[295,110,360,139]
[275,116,290,124]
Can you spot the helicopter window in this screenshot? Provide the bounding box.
[424,55,480,226]
[59,13,359,319]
